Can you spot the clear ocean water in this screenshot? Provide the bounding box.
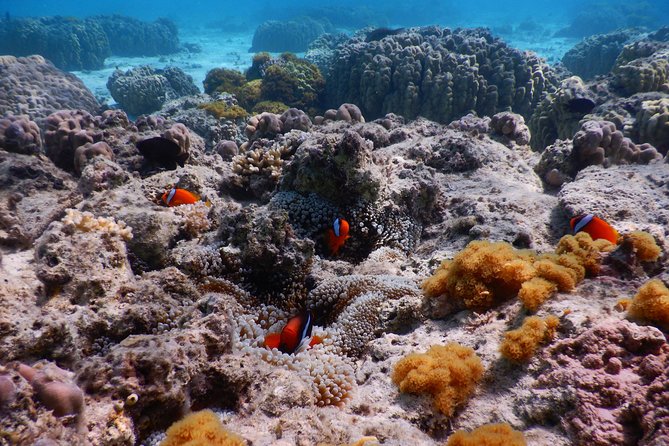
[0,0,667,103]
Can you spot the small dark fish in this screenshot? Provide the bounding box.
[565,97,596,114]
[365,27,406,42]
[136,136,188,170]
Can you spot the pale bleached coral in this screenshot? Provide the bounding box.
[234,306,356,407]
[62,208,133,240]
[172,201,212,236]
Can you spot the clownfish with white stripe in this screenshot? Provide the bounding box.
[569,214,619,244]
[325,218,350,255]
[161,187,210,207]
[264,312,323,354]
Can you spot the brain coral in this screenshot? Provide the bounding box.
[392,343,484,417]
[326,27,559,123]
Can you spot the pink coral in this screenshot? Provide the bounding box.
[17,363,84,417]
[535,319,669,445]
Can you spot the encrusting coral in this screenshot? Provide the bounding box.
[392,343,484,417]
[627,279,669,328]
[499,315,560,362]
[445,423,527,446]
[160,409,246,446]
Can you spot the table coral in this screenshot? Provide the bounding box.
[392,343,484,417]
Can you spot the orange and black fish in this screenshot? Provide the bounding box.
[161,187,202,207]
[570,214,619,244]
[264,312,322,354]
[325,218,350,255]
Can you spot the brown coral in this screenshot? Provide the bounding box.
[73,141,114,174]
[500,315,560,362]
[392,343,484,417]
[445,423,526,446]
[0,114,42,155]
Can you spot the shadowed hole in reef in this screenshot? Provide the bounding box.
[620,409,644,445]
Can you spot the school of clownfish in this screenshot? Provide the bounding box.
[161,187,621,354]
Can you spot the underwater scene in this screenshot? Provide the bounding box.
[0,0,669,444]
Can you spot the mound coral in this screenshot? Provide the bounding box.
[0,114,42,155]
[259,53,325,112]
[202,68,246,96]
[17,362,84,417]
[627,279,669,328]
[445,423,526,446]
[392,343,484,417]
[424,234,612,313]
[500,315,560,362]
[198,102,248,120]
[160,409,245,446]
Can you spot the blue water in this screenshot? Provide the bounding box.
[1,0,667,103]
[1,0,667,30]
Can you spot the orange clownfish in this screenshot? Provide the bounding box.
[264,312,323,354]
[161,188,201,207]
[325,218,350,255]
[569,214,619,244]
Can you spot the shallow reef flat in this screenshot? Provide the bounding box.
[1,24,669,446]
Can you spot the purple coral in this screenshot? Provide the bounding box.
[0,115,42,155]
[17,363,84,417]
[536,319,669,445]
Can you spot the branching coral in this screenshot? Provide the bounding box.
[392,343,484,417]
[627,279,669,328]
[445,423,527,446]
[500,315,560,362]
[62,208,133,240]
[160,409,246,446]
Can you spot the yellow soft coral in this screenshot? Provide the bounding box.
[160,410,246,446]
[392,343,484,416]
[622,231,662,262]
[423,235,613,313]
[500,315,560,362]
[445,423,526,446]
[627,279,669,328]
[518,277,557,312]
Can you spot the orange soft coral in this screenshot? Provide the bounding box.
[445,423,526,446]
[392,343,484,417]
[518,277,557,312]
[500,315,560,362]
[160,410,246,446]
[423,235,614,314]
[627,279,669,328]
[622,231,662,262]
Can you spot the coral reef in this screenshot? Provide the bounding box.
[250,17,333,53]
[0,15,179,70]
[499,315,559,362]
[0,55,100,121]
[326,27,559,123]
[107,66,199,116]
[445,423,526,446]
[17,362,84,417]
[562,29,641,80]
[392,343,484,417]
[198,102,248,120]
